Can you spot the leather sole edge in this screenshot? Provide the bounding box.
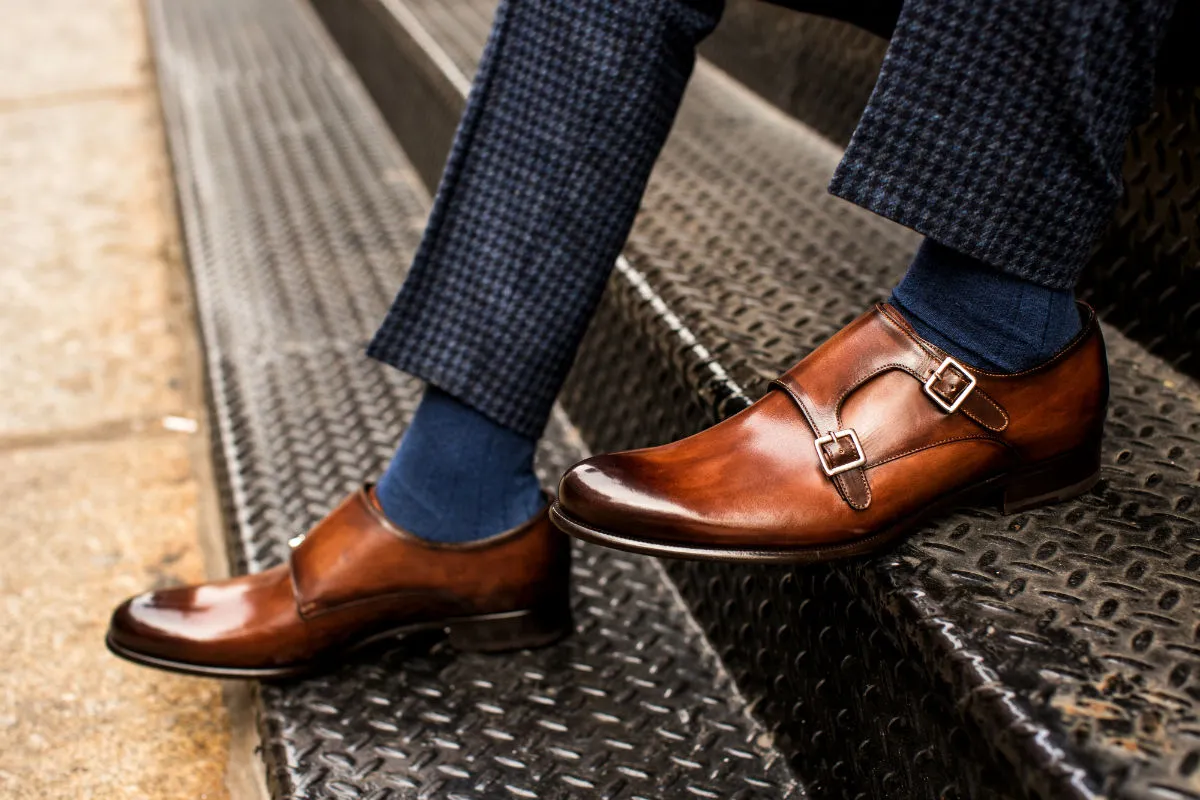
[105,606,575,680]
[549,502,906,564]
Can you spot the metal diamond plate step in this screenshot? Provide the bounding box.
[144,0,802,797]
[309,1,1200,798]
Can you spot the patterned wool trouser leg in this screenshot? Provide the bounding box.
[828,0,1177,289]
[370,0,1176,437]
[367,0,724,438]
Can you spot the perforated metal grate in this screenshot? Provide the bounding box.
[328,2,1200,798]
[145,0,801,797]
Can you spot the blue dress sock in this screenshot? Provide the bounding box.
[374,385,545,543]
[890,239,1081,373]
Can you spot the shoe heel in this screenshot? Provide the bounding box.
[446,606,573,654]
[1001,442,1102,514]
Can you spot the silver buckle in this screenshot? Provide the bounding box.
[924,357,977,413]
[814,429,866,477]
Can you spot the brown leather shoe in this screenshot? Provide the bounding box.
[107,487,573,678]
[552,303,1108,563]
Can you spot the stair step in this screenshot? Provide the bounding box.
[144,0,802,797]
[310,1,1200,799]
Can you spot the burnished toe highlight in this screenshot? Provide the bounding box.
[553,303,1107,563]
[106,487,573,678]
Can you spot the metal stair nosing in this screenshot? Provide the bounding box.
[309,2,1200,800]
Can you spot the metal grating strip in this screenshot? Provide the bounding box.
[144,0,802,797]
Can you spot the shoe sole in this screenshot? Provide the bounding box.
[105,607,574,680]
[550,444,1102,564]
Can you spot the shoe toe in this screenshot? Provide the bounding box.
[558,452,681,537]
[107,587,195,660]
[558,454,619,514]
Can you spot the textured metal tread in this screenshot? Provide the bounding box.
[327,2,1200,798]
[145,0,802,797]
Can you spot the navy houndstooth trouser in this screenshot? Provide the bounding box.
[368,0,1176,438]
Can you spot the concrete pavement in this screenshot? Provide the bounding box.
[0,0,246,797]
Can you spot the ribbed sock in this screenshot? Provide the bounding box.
[374,386,545,543]
[889,240,1081,373]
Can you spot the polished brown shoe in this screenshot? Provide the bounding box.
[552,303,1108,563]
[107,487,573,678]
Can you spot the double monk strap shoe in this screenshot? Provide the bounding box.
[552,303,1108,563]
[106,487,573,678]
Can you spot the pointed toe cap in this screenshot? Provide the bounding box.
[105,571,285,668]
[107,583,221,654]
[106,589,179,659]
[558,454,624,517]
[557,452,684,538]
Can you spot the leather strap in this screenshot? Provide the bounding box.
[772,304,1010,511]
[772,375,873,509]
[875,305,1008,433]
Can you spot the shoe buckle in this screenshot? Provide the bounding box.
[924,356,977,414]
[815,428,867,477]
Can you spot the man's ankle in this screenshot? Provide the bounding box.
[375,386,545,543]
[889,239,1081,373]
